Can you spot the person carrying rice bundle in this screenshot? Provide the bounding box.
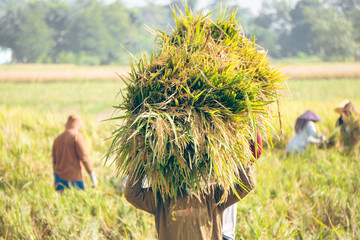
[107,6,286,240]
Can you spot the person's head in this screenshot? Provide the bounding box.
[294,118,309,134]
[294,110,321,134]
[65,114,83,131]
[342,102,359,118]
[334,99,350,114]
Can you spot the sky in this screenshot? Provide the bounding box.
[109,0,264,14]
[0,48,11,64]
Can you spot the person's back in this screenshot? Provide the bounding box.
[52,115,97,190]
[157,189,223,239]
[53,128,88,181]
[286,121,324,154]
[125,166,255,240]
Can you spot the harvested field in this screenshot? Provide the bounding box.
[0,64,129,82]
[1,62,360,82]
[1,79,359,239]
[279,62,360,79]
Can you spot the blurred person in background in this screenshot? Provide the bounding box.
[286,110,326,154]
[327,100,360,149]
[335,99,350,128]
[52,114,97,191]
[334,101,360,151]
[335,100,359,132]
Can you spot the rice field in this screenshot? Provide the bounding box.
[0,69,359,239]
[0,64,129,82]
[1,62,360,82]
[280,62,360,79]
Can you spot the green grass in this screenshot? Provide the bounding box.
[285,79,360,102]
[0,106,156,239]
[278,79,360,147]
[0,81,123,115]
[0,79,359,239]
[237,150,360,239]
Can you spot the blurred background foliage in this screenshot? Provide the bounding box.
[0,0,360,65]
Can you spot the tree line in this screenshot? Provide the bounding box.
[0,0,359,65]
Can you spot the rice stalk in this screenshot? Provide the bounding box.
[106,6,288,201]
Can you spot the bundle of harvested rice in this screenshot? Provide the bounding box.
[107,7,288,201]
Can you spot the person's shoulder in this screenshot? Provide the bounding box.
[61,128,78,137]
[54,131,66,141]
[307,121,316,127]
[59,129,79,140]
[202,184,223,203]
[53,131,68,148]
[73,131,86,144]
[74,130,84,139]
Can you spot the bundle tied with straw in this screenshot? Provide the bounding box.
[107,7,288,202]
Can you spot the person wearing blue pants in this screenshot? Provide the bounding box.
[52,115,97,191]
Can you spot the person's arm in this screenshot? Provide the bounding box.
[74,133,97,186]
[219,133,261,208]
[124,170,157,215]
[306,121,325,143]
[221,165,256,209]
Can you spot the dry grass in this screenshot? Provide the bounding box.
[106,8,287,200]
[0,64,129,82]
[279,62,360,79]
[0,62,360,82]
[0,80,359,239]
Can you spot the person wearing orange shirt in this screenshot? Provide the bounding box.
[52,115,97,191]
